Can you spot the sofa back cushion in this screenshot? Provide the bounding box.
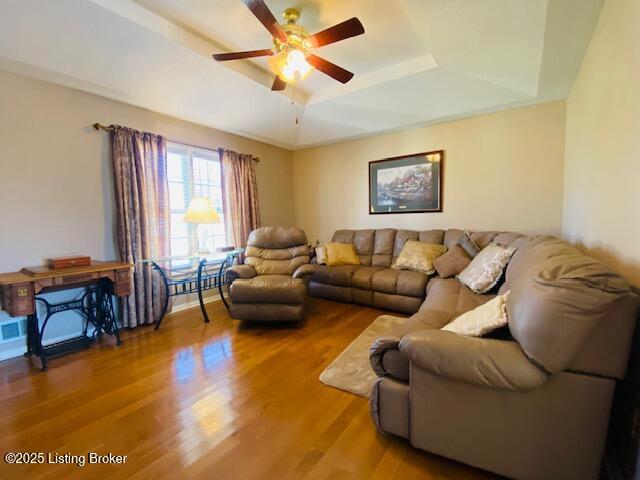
[443,229,499,249]
[332,229,374,265]
[393,230,419,262]
[332,229,448,268]
[392,230,445,264]
[329,228,511,270]
[330,228,504,267]
[470,231,500,249]
[245,226,310,275]
[506,238,633,375]
[419,230,446,245]
[372,229,396,266]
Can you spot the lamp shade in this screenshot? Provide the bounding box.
[183,197,220,224]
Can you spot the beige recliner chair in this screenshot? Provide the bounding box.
[369,236,638,480]
[227,226,311,322]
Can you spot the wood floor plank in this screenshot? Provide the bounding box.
[0,298,497,480]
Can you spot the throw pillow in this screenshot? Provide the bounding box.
[316,246,327,265]
[442,291,510,337]
[392,241,448,275]
[433,244,471,278]
[325,243,360,266]
[458,231,481,258]
[457,244,516,294]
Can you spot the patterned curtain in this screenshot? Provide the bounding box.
[220,149,261,248]
[111,126,169,327]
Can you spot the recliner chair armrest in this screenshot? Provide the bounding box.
[293,263,321,280]
[399,330,548,390]
[227,264,257,282]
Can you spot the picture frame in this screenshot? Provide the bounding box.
[369,150,444,214]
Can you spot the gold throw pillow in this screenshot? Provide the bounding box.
[392,241,447,274]
[325,243,360,266]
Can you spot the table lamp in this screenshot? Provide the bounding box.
[184,197,220,256]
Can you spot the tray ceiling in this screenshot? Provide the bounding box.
[0,0,603,149]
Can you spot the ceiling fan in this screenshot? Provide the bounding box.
[212,0,365,91]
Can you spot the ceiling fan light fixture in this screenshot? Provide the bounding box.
[286,49,313,79]
[216,2,364,91]
[272,48,313,83]
[280,64,296,83]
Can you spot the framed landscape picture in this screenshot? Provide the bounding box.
[369,150,444,214]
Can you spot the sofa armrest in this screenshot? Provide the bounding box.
[369,316,440,378]
[227,264,256,282]
[399,330,548,390]
[293,263,321,280]
[370,335,401,377]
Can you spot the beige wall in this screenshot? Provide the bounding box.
[0,71,294,273]
[563,0,640,286]
[292,101,566,244]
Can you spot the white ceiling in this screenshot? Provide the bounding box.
[0,0,603,149]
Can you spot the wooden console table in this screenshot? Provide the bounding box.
[0,261,131,370]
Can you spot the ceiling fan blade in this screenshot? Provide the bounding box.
[212,49,273,61]
[307,17,365,48]
[271,76,286,91]
[242,0,288,43]
[306,55,354,84]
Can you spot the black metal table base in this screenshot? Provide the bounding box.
[25,278,122,371]
[152,253,239,330]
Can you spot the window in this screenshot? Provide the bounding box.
[167,142,226,256]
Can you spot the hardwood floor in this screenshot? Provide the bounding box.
[0,298,497,480]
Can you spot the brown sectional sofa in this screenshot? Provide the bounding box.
[294,228,502,314]
[229,226,638,480]
[293,227,638,480]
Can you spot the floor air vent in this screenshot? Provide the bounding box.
[1,321,24,341]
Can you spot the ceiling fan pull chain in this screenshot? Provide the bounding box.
[290,99,299,125]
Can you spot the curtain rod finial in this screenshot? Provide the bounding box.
[93,123,113,132]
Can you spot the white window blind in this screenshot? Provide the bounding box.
[167,143,226,256]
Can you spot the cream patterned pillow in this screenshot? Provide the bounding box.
[392,240,447,275]
[442,291,510,337]
[457,244,515,294]
[315,246,327,265]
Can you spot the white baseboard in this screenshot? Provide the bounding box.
[167,294,223,315]
[0,345,29,362]
[0,330,96,362]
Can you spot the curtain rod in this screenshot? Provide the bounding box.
[92,123,260,163]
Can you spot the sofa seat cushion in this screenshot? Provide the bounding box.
[230,275,305,304]
[422,278,495,317]
[351,266,385,290]
[410,308,457,329]
[371,269,428,298]
[310,264,361,287]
